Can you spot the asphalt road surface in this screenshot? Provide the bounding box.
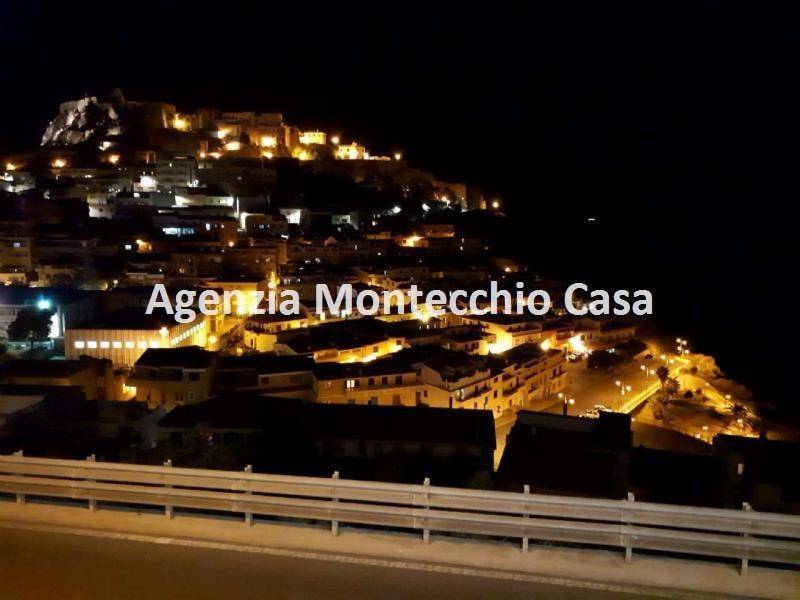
[0,528,654,599]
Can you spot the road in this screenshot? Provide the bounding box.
[0,528,649,600]
[492,354,689,465]
[551,355,689,417]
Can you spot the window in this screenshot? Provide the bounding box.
[125,341,135,349]
[74,341,85,349]
[87,341,98,349]
[138,341,148,349]
[346,379,356,389]
[372,345,379,353]
[368,377,375,386]
[112,341,122,349]
[187,372,200,381]
[150,341,161,348]
[100,341,110,349]
[395,375,402,385]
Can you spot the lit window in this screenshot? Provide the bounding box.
[125,341,135,349]
[112,341,122,349]
[74,341,85,349]
[138,341,148,349]
[150,341,160,348]
[100,341,110,349]
[87,341,98,349]
[346,379,356,389]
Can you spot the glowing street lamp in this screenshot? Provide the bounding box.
[491,200,500,209]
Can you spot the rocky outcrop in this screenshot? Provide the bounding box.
[41,97,120,146]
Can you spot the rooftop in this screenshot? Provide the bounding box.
[135,346,217,369]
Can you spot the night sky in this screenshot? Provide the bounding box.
[0,2,795,407]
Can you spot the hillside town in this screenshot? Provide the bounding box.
[0,93,797,514]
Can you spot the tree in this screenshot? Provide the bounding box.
[8,308,54,350]
[656,365,670,385]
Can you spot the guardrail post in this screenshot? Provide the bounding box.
[422,477,431,545]
[86,454,97,512]
[164,460,173,519]
[244,465,253,527]
[331,471,339,536]
[12,450,25,504]
[522,484,530,553]
[624,491,634,563]
[741,502,752,575]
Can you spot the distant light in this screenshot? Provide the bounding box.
[394,152,402,161]
[5,162,16,171]
[159,327,169,337]
[107,153,120,165]
[391,205,402,214]
[217,129,230,139]
[262,151,273,159]
[422,203,430,212]
[225,141,241,152]
[331,135,340,145]
[199,151,207,159]
[491,200,500,209]
[228,240,235,247]
[37,299,51,310]
[209,152,221,159]
[173,117,189,131]
[52,158,67,169]
[139,175,157,189]
[260,135,277,148]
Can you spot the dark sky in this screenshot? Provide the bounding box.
[1,1,797,404]
[2,2,793,198]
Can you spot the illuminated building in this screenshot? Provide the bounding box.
[0,357,123,402]
[299,131,327,145]
[65,307,207,368]
[172,115,190,131]
[313,358,423,406]
[334,142,366,160]
[244,312,312,352]
[127,346,217,409]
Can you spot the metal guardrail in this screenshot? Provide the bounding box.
[1,452,799,575]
